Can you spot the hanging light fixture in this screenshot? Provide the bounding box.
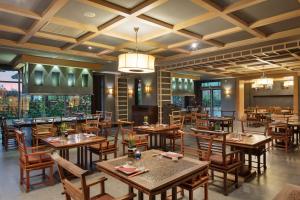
[118,27,155,73]
[252,71,273,89]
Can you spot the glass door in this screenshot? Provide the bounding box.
[202,89,211,115]
[202,89,221,116]
[212,89,221,117]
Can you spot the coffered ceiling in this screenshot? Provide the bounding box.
[0,0,299,76]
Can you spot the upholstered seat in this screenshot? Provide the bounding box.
[22,154,52,164]
[89,143,115,150]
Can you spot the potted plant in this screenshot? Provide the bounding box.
[127,132,136,158]
[60,122,68,137]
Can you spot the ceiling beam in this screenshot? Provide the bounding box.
[202,27,242,40]
[50,17,98,32]
[173,12,216,30]
[250,9,300,28]
[223,0,266,13]
[0,24,26,35]
[79,0,130,16]
[0,2,41,20]
[19,0,69,44]
[192,0,265,38]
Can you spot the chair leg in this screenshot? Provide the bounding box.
[189,189,193,200]
[114,150,117,158]
[49,166,54,185]
[235,169,239,188]
[223,172,228,195]
[26,170,30,193]
[172,139,175,151]
[204,182,208,200]
[20,166,23,185]
[89,151,93,168]
[211,170,214,180]
[123,144,126,155]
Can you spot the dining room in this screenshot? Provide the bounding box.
[1,0,300,200]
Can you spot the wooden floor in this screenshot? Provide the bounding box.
[0,124,300,200]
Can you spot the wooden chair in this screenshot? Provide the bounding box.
[2,119,17,151]
[179,130,214,200]
[64,121,77,135]
[99,111,113,137]
[166,114,185,151]
[221,110,235,131]
[53,155,136,200]
[195,113,211,130]
[191,129,242,195]
[15,130,54,192]
[32,118,55,146]
[268,118,293,152]
[82,114,100,135]
[120,121,148,155]
[89,125,119,166]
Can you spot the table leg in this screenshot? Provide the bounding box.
[172,187,177,200]
[154,134,157,148]
[84,146,88,169]
[257,152,261,174]
[150,135,153,149]
[128,186,134,200]
[149,195,156,200]
[77,147,80,165]
[231,120,234,132]
[80,147,84,168]
[138,191,144,200]
[161,191,167,200]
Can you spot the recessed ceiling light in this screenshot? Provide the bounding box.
[191,42,198,49]
[84,11,96,18]
[88,46,92,50]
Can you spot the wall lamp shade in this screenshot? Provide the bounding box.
[118,53,155,73]
[107,88,114,95]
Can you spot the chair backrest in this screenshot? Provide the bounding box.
[15,130,28,163]
[119,123,135,142]
[195,113,210,130]
[169,114,185,130]
[96,111,104,119]
[104,112,112,121]
[85,114,100,126]
[240,119,268,135]
[190,128,228,165]
[53,155,90,200]
[180,130,214,161]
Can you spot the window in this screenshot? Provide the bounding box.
[0,70,20,119]
[201,81,221,88]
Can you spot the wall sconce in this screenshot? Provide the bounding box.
[128,88,133,96]
[224,88,231,97]
[107,88,114,95]
[145,85,151,94]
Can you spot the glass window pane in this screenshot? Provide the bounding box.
[0,82,19,118]
[0,70,19,82]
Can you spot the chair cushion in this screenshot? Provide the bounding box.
[210,154,233,165]
[22,154,52,164]
[91,193,114,200]
[90,143,115,150]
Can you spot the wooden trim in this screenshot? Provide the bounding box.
[0,24,26,35]
[15,55,101,70]
[223,0,266,14]
[293,76,299,114]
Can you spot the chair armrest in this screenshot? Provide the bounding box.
[86,177,107,189]
[115,193,136,200]
[226,150,240,157]
[27,145,49,152]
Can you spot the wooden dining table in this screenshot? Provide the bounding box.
[191,128,271,179]
[42,133,105,169]
[208,116,234,132]
[134,124,180,149]
[97,149,209,200]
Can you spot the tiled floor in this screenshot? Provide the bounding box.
[1,124,300,200]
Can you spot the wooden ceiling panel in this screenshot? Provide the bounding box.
[0,0,52,15]
[55,0,118,26]
[215,31,254,44]
[72,44,105,53]
[106,0,145,9]
[28,36,67,48]
[257,16,300,35]
[40,23,87,38]
[233,0,300,24]
[0,11,35,29]
[0,31,22,41]
[144,0,208,25]
[186,17,235,35]
[151,33,189,45]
